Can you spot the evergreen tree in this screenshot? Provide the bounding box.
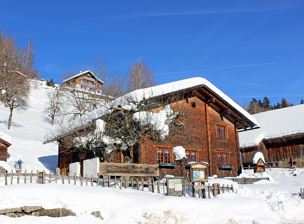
[300,99,304,104]
[262,97,271,109]
[281,98,289,108]
[46,78,55,87]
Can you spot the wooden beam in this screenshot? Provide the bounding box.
[204,103,213,176]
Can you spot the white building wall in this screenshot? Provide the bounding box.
[83,158,100,178]
[69,162,81,176]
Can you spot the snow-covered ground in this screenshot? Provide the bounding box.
[0,80,58,172]
[0,168,303,224]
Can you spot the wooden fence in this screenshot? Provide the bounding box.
[0,171,234,199]
[300,188,304,199]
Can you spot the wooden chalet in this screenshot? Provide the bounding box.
[61,70,104,94]
[0,128,12,161]
[46,77,258,177]
[239,104,304,168]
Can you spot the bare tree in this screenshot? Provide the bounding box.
[0,34,30,129]
[45,87,62,125]
[127,60,156,92]
[55,92,188,163]
[93,58,127,98]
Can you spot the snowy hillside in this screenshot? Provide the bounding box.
[0,80,58,172]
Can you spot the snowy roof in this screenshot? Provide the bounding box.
[239,104,304,148]
[114,77,257,127]
[45,77,258,143]
[61,70,104,84]
[252,152,265,164]
[0,127,12,146]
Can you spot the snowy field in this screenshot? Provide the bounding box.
[0,80,58,172]
[0,168,303,224]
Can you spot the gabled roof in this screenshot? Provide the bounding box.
[0,128,12,146]
[239,104,304,148]
[45,77,258,143]
[62,70,104,84]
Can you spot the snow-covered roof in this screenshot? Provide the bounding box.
[62,70,104,84]
[239,104,304,148]
[252,152,265,164]
[45,77,258,143]
[115,77,257,126]
[0,127,12,146]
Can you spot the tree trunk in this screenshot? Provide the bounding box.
[8,107,13,130]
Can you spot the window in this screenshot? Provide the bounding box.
[216,125,226,140]
[191,102,196,108]
[186,151,198,162]
[217,153,228,166]
[157,148,171,163]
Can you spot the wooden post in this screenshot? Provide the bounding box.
[205,103,213,176]
[67,175,70,184]
[74,175,76,186]
[4,172,7,185]
[207,184,211,199]
[91,175,93,187]
[157,179,160,193]
[80,177,83,186]
[131,177,134,189]
[85,177,88,186]
[17,172,20,184]
[24,170,27,184]
[136,178,139,190]
[152,178,155,193]
[62,175,64,184]
[49,172,52,183]
[114,176,117,188]
[10,172,13,185]
[30,170,33,183]
[120,177,123,189]
[141,178,144,191]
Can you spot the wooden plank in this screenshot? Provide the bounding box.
[99,163,159,177]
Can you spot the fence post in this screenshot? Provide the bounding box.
[24,170,27,184]
[74,175,76,186]
[30,170,33,183]
[10,170,13,185]
[91,175,93,187]
[4,172,7,185]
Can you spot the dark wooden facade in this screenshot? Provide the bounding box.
[0,139,11,161]
[241,134,304,168]
[56,85,256,177]
[62,71,103,93]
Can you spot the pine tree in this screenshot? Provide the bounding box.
[281,98,289,108]
[262,97,271,109]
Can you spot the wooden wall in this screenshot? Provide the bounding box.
[140,96,240,177]
[63,73,102,92]
[241,136,304,167]
[58,95,241,177]
[0,143,8,161]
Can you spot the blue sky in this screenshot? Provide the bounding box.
[1,0,304,106]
